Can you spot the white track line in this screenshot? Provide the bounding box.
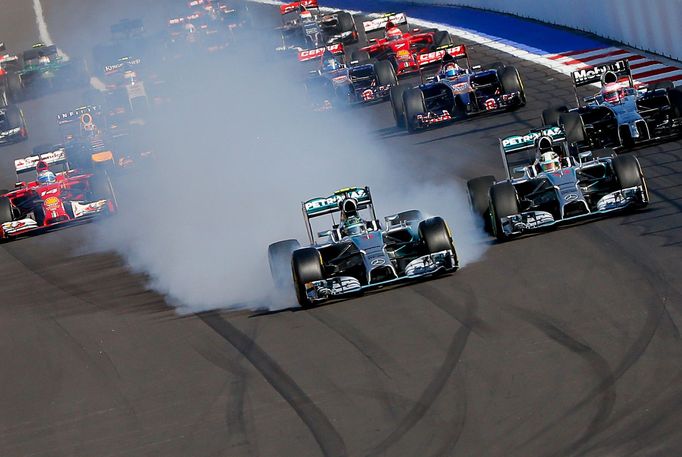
[32,0,69,58]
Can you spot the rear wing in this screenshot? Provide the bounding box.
[280,0,318,15]
[103,56,143,75]
[416,44,468,68]
[302,186,377,243]
[362,13,407,33]
[23,44,58,61]
[499,126,566,179]
[304,187,372,217]
[298,43,344,62]
[15,147,67,174]
[571,59,631,88]
[56,105,102,125]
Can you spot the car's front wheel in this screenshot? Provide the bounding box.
[292,248,324,308]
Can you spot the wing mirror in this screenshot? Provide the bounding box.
[472,65,481,70]
[512,166,527,176]
[317,230,332,238]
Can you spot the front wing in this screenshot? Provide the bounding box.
[301,249,457,303]
[498,185,647,237]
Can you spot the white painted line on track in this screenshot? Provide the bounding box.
[32,0,69,58]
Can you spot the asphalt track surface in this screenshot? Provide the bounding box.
[1,2,682,456]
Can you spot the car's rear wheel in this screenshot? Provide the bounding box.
[292,248,324,308]
[541,105,568,127]
[467,175,495,234]
[8,74,23,103]
[336,11,355,34]
[431,30,452,49]
[613,155,648,206]
[350,49,370,64]
[374,60,397,87]
[268,239,301,289]
[668,87,682,118]
[89,173,117,213]
[403,88,426,133]
[559,112,586,145]
[649,80,674,91]
[499,66,525,107]
[489,182,519,241]
[389,84,408,129]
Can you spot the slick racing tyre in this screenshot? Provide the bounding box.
[403,88,426,133]
[541,106,568,127]
[467,175,495,234]
[559,112,586,145]
[0,197,14,225]
[336,11,355,34]
[268,239,301,289]
[292,248,324,308]
[374,60,397,87]
[668,87,682,119]
[90,173,118,212]
[499,66,526,107]
[390,85,408,129]
[350,49,370,64]
[489,182,519,241]
[419,216,458,268]
[8,73,23,103]
[649,81,674,91]
[431,30,452,49]
[488,61,505,72]
[613,155,649,206]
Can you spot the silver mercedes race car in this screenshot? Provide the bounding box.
[268,186,458,307]
[542,59,682,150]
[467,126,649,240]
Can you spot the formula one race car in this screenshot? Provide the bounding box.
[268,186,458,307]
[0,147,117,240]
[390,48,525,132]
[352,15,453,76]
[278,0,357,50]
[0,104,27,146]
[3,43,88,101]
[543,59,682,150]
[466,126,649,240]
[306,50,397,109]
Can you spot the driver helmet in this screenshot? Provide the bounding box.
[38,55,50,65]
[600,82,625,104]
[386,26,403,41]
[539,151,561,173]
[322,57,341,72]
[37,170,56,185]
[299,7,312,21]
[341,215,366,237]
[441,62,463,79]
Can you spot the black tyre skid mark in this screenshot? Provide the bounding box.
[190,322,259,455]
[199,311,348,457]
[363,283,478,457]
[508,307,617,457]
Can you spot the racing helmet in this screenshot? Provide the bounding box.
[323,57,341,72]
[441,62,463,79]
[299,7,312,21]
[37,170,56,185]
[539,151,561,173]
[537,136,554,153]
[600,82,625,104]
[386,26,403,41]
[341,215,366,237]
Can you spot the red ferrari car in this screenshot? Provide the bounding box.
[0,147,117,239]
[354,22,453,76]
